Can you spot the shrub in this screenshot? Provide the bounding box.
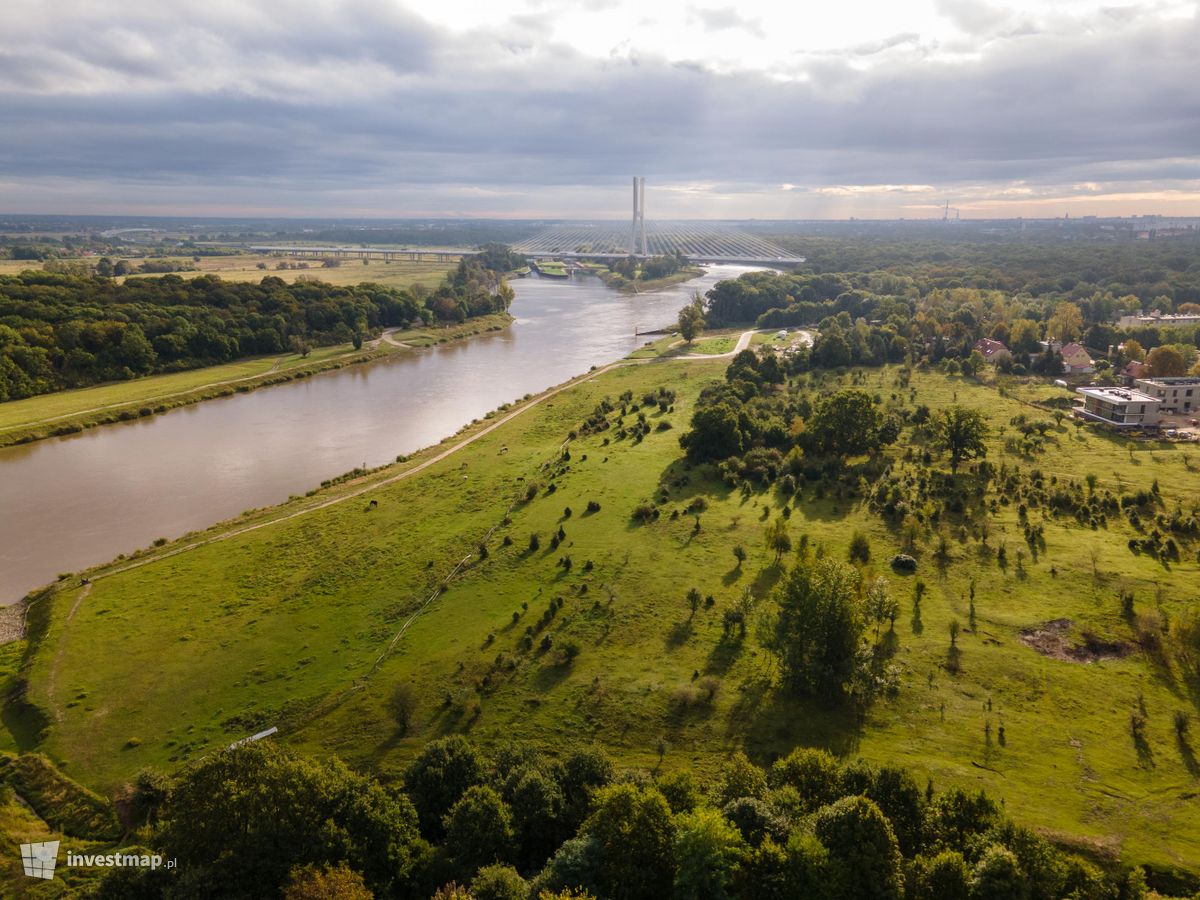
[632,503,657,524]
[849,531,871,564]
[388,683,418,735]
[890,554,917,573]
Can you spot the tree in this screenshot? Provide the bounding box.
[1146,345,1187,377]
[1123,339,1145,361]
[848,532,871,564]
[581,783,675,900]
[910,851,970,900]
[471,864,528,900]
[932,406,989,473]
[388,682,418,735]
[712,750,768,806]
[283,864,373,900]
[673,807,747,900]
[812,796,904,900]
[289,334,312,358]
[506,764,566,869]
[561,747,615,829]
[532,836,604,898]
[1046,301,1083,342]
[444,785,515,877]
[687,587,702,617]
[772,556,865,700]
[968,845,1026,900]
[157,744,425,898]
[804,389,885,459]
[1009,319,1041,355]
[765,517,792,563]
[681,402,745,462]
[768,747,842,812]
[678,293,706,344]
[404,735,486,838]
[733,544,747,568]
[865,577,899,639]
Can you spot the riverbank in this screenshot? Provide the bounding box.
[595,264,705,294]
[0,313,512,449]
[0,264,762,611]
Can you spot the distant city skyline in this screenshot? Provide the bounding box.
[2,0,1199,218]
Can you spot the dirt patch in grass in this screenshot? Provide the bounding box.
[1019,619,1132,663]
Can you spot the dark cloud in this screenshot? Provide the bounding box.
[1,1,1198,214]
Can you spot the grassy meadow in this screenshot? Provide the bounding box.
[11,357,1200,877]
[0,253,459,290]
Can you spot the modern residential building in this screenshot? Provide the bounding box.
[1132,376,1200,414]
[1117,311,1200,329]
[1075,386,1162,429]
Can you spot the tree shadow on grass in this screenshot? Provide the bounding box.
[531,660,572,692]
[722,565,744,587]
[752,565,783,599]
[705,634,745,676]
[731,684,862,764]
[1177,731,1199,777]
[665,619,693,649]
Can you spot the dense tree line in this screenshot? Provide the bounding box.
[96,738,1162,899]
[765,232,1200,306]
[699,257,1200,377]
[0,254,516,401]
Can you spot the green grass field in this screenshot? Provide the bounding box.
[0,254,458,290]
[12,359,1200,876]
[0,345,357,432]
[682,336,738,355]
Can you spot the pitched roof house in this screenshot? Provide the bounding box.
[972,338,1011,360]
[1060,342,1094,374]
[1119,360,1149,382]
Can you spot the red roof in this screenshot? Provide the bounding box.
[973,338,1009,358]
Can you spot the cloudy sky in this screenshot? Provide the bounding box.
[1,0,1198,219]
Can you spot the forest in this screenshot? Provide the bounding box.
[80,738,1152,900]
[0,252,516,401]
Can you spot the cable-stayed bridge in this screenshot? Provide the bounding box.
[515,221,803,265]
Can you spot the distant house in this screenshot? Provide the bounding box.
[972,338,1011,362]
[1119,360,1149,383]
[1059,342,1095,374]
[1075,386,1161,429]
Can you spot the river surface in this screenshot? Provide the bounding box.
[0,265,759,604]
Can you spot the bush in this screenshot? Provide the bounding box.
[388,683,418,735]
[849,531,871,564]
[890,554,918,573]
[471,863,528,900]
[632,503,658,524]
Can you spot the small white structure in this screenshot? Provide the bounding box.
[1075,386,1161,429]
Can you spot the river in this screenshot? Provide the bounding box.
[0,265,760,604]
